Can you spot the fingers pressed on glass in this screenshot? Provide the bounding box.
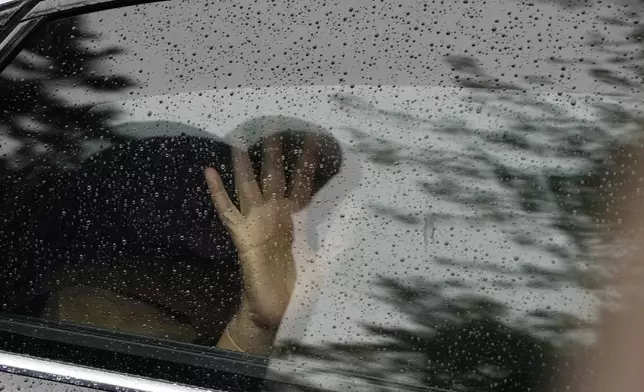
[289,135,318,207]
[232,148,262,213]
[261,134,286,200]
[204,167,242,225]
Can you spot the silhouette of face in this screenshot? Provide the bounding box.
[247,130,344,210]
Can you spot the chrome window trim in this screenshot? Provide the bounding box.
[0,0,38,42]
[0,316,271,378]
[0,16,42,70]
[23,0,168,20]
[0,350,220,392]
[0,0,23,12]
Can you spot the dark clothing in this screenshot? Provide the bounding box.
[1,136,242,343]
[0,128,342,344]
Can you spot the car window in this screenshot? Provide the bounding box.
[1,0,643,391]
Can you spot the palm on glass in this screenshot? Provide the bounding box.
[204,135,318,328]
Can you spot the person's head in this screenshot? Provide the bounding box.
[227,115,361,250]
[245,129,343,202]
[105,117,350,212]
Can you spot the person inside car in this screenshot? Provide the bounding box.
[0,120,343,356]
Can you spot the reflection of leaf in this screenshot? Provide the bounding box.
[512,234,536,246]
[94,46,125,57]
[458,79,520,91]
[597,16,631,27]
[437,256,510,273]
[332,93,434,127]
[529,0,592,8]
[545,244,572,260]
[0,16,135,177]
[369,148,400,165]
[446,55,484,74]
[520,264,571,287]
[523,75,554,84]
[85,75,131,90]
[589,68,634,87]
[419,179,457,197]
[370,204,420,225]
[485,131,531,150]
[593,102,637,126]
[529,309,595,338]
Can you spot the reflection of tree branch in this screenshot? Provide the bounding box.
[333,93,436,128]
[0,16,135,179]
[333,87,630,295]
[446,55,522,91]
[281,5,644,392]
[590,68,635,87]
[280,277,578,392]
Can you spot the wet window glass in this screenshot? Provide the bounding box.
[1,0,644,391]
